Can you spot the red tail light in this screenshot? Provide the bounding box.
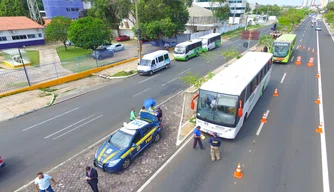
[0,156,2,164]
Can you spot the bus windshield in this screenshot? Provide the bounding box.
[197,89,238,127]
[174,46,185,54]
[139,59,151,66]
[273,42,290,57]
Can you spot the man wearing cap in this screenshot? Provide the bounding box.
[208,132,221,161]
[193,126,204,150]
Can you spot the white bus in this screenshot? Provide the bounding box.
[173,39,203,61]
[198,33,222,52]
[192,52,273,139]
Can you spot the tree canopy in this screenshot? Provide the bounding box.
[0,0,25,16]
[136,0,189,40]
[252,4,282,16]
[211,0,230,21]
[68,17,109,50]
[45,16,72,51]
[327,2,334,11]
[258,35,274,51]
[278,8,309,32]
[88,0,131,37]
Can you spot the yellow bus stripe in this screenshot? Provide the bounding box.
[97,145,108,161]
[102,150,120,164]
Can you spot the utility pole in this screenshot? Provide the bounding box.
[232,5,236,25]
[18,49,31,86]
[135,0,141,61]
[244,13,248,30]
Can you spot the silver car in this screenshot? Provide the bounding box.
[315,26,322,31]
[107,43,125,52]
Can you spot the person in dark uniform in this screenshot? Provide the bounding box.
[86,166,99,192]
[208,132,221,161]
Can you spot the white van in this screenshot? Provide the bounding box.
[137,50,171,76]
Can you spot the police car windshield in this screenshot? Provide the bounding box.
[109,131,133,149]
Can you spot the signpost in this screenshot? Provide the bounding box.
[241,30,260,51]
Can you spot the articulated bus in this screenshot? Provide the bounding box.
[191,52,273,139]
[271,34,296,63]
[173,39,203,61]
[198,33,222,52]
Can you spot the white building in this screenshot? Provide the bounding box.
[193,0,247,24]
[0,16,45,49]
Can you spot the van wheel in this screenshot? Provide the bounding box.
[149,71,153,76]
[196,52,199,57]
[165,63,170,69]
[186,56,189,61]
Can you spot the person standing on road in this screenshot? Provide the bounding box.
[139,106,145,117]
[209,132,221,161]
[34,172,56,192]
[86,166,99,192]
[193,126,204,150]
[130,108,136,121]
[148,104,155,112]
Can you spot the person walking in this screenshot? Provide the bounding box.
[209,132,221,161]
[86,166,99,192]
[130,108,136,121]
[193,126,204,150]
[155,107,163,122]
[34,172,56,192]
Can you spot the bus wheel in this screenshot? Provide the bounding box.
[196,52,199,57]
[186,56,189,61]
[262,86,265,95]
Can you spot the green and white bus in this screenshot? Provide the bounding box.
[191,52,273,139]
[271,34,297,63]
[173,39,203,61]
[198,33,222,52]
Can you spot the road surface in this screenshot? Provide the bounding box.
[0,25,274,191]
[139,18,334,192]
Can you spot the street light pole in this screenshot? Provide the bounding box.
[244,14,248,30]
[18,49,31,86]
[135,0,141,61]
[232,5,236,25]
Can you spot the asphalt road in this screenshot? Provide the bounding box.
[140,18,332,192]
[0,25,274,191]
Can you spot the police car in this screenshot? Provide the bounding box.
[93,110,162,172]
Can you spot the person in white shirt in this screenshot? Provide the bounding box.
[34,172,56,192]
[210,97,217,109]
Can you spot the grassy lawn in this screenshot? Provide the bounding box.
[189,116,196,124]
[221,24,263,39]
[111,70,136,77]
[56,46,92,61]
[26,50,40,67]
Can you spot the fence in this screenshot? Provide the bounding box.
[0,24,246,94]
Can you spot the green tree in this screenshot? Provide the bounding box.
[68,17,109,50]
[0,0,25,16]
[258,35,274,52]
[278,16,292,32]
[180,71,214,89]
[221,46,239,62]
[327,2,334,11]
[136,0,189,40]
[211,0,230,21]
[45,16,72,51]
[325,11,334,24]
[246,2,251,13]
[89,0,131,38]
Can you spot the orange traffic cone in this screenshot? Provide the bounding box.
[307,57,315,67]
[315,97,321,104]
[316,73,320,78]
[295,56,302,65]
[273,88,279,97]
[312,48,315,53]
[261,113,267,123]
[234,163,243,179]
[308,47,310,51]
[316,123,323,133]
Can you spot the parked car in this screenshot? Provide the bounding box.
[107,44,125,52]
[315,25,322,31]
[116,35,130,42]
[93,110,162,172]
[92,48,114,60]
[0,156,5,170]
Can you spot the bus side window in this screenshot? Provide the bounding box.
[240,89,246,106]
[250,76,258,92]
[262,66,266,78]
[186,46,189,53]
[245,83,251,101]
[269,60,272,69]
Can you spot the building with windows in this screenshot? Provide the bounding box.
[193,0,246,24]
[0,17,45,49]
[42,0,90,20]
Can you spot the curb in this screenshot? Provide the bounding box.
[323,18,334,42]
[93,72,138,79]
[48,93,56,106]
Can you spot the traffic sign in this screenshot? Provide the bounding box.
[241,30,260,40]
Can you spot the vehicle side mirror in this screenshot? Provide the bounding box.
[132,143,136,148]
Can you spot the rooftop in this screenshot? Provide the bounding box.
[0,16,44,31]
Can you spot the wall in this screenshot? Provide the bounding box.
[0,28,45,49]
[42,0,83,20]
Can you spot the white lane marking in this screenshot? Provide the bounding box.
[280,73,287,84]
[162,77,179,86]
[316,30,330,192]
[300,39,303,42]
[256,110,270,136]
[44,114,95,139]
[234,39,241,43]
[14,91,184,192]
[137,135,193,192]
[53,115,103,140]
[138,74,161,84]
[22,107,79,132]
[133,88,151,97]
[178,68,191,76]
[303,34,305,37]
[291,56,295,62]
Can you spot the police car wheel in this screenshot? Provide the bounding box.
[122,158,131,170]
[154,133,161,143]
